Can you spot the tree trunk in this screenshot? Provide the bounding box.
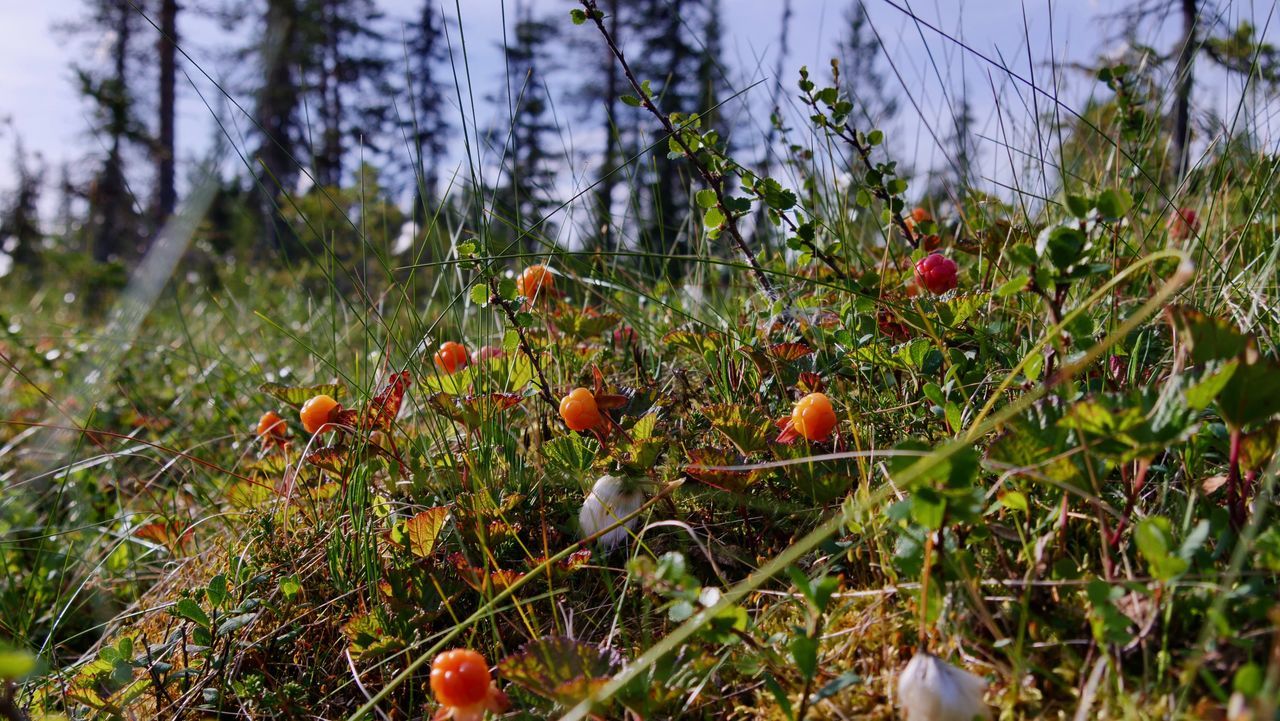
[1171,0,1197,180]
[594,0,620,251]
[156,0,178,222]
[94,0,132,263]
[254,0,301,252]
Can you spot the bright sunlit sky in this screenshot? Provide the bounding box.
[0,0,1276,218]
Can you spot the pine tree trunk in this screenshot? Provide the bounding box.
[254,0,301,252]
[1171,0,1197,180]
[156,0,179,222]
[594,0,620,251]
[94,0,132,263]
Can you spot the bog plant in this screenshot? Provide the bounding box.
[0,5,1278,721]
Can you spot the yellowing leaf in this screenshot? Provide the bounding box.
[404,507,449,558]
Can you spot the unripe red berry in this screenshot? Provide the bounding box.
[913,254,958,295]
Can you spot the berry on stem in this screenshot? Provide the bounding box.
[299,395,339,434]
[516,264,554,301]
[256,410,286,441]
[791,392,837,441]
[434,342,470,374]
[914,254,958,295]
[559,387,601,432]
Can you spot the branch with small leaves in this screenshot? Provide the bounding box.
[798,65,921,251]
[575,1,789,305]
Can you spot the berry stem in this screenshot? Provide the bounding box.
[488,275,558,409]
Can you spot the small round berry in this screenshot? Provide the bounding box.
[791,392,837,441]
[517,264,554,300]
[256,410,286,440]
[430,649,491,709]
[559,387,601,432]
[434,341,470,374]
[914,254,958,295]
[299,395,339,434]
[910,207,932,225]
[1168,207,1199,241]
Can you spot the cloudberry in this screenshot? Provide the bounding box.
[516,264,554,300]
[791,392,837,441]
[559,387,601,432]
[299,395,339,434]
[256,411,286,440]
[430,649,491,708]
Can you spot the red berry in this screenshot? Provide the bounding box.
[299,395,339,434]
[914,254,958,295]
[1168,207,1199,241]
[434,342,470,374]
[791,392,837,441]
[559,387,601,432]
[430,649,491,709]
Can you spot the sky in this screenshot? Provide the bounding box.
[0,0,1276,223]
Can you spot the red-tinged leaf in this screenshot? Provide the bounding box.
[259,382,344,407]
[364,371,412,431]
[797,372,825,393]
[404,507,449,558]
[561,548,592,571]
[595,393,629,411]
[591,364,606,396]
[684,448,762,494]
[333,408,360,428]
[134,521,193,550]
[498,636,623,707]
[450,553,525,593]
[767,342,814,361]
[775,417,801,445]
[305,444,347,474]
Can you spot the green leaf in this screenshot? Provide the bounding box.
[569,8,587,24]
[173,598,211,629]
[695,188,717,208]
[995,275,1030,297]
[206,574,228,608]
[1038,225,1087,269]
[1168,307,1250,365]
[217,612,259,636]
[1065,194,1093,218]
[1234,663,1264,697]
[789,636,818,680]
[814,670,862,701]
[621,94,641,107]
[498,277,519,301]
[1095,188,1133,219]
[703,207,725,228]
[867,129,884,145]
[1183,360,1237,410]
[469,283,490,306]
[1135,517,1189,581]
[279,575,302,602]
[0,649,35,680]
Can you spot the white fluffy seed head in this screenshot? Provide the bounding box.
[896,652,990,721]
[579,475,645,551]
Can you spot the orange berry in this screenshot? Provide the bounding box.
[559,387,601,432]
[791,392,837,441]
[299,394,339,434]
[430,649,491,709]
[517,264,554,300]
[434,341,470,374]
[911,207,932,225]
[256,410,286,440]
